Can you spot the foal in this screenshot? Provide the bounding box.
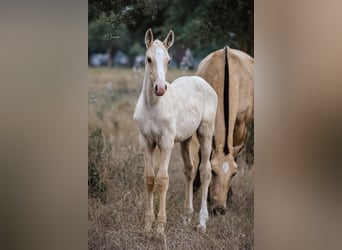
[133,28,217,234]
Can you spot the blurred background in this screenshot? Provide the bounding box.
[88,0,253,69]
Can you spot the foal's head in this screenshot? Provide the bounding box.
[144,28,174,96]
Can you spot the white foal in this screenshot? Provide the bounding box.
[133,28,217,234]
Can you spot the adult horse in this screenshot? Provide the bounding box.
[133,29,217,233]
[194,47,254,213]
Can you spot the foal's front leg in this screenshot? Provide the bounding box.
[155,139,173,234]
[142,140,156,232]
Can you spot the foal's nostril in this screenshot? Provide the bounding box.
[165,84,167,90]
[155,85,158,92]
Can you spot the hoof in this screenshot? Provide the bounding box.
[182,215,191,225]
[144,224,152,233]
[183,209,193,225]
[145,214,154,233]
[197,224,206,233]
[144,221,153,233]
[156,222,165,235]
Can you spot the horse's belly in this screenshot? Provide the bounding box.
[174,113,201,142]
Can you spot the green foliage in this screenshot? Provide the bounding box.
[88,15,114,53]
[201,0,254,55]
[88,128,111,199]
[129,42,144,58]
[88,15,131,55]
[160,0,206,54]
[88,0,254,59]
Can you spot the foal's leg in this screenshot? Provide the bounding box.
[155,139,173,234]
[142,141,156,232]
[197,122,213,232]
[180,136,194,224]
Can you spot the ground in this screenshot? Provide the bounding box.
[88,67,254,249]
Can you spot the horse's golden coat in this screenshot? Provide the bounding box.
[197,48,254,210]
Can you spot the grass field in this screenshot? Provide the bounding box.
[88,67,254,249]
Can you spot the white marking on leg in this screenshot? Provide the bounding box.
[198,160,211,231]
[199,201,209,228]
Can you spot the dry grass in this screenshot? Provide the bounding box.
[88,67,254,249]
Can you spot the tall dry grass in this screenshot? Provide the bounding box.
[88,68,254,249]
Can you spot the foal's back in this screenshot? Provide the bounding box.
[170,76,217,142]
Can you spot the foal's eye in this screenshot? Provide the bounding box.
[211,170,217,177]
[147,57,152,63]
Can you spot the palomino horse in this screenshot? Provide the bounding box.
[133,29,217,234]
[194,47,254,213]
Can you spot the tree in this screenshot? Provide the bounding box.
[201,0,254,55]
[88,14,131,67]
[88,0,254,63]
[160,0,253,57]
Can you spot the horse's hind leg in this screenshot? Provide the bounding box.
[197,121,214,232]
[180,136,194,224]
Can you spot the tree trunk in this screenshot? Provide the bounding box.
[106,47,112,68]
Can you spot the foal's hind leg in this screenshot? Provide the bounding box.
[197,122,214,232]
[180,137,194,225]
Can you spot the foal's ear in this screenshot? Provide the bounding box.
[145,28,153,48]
[163,30,174,49]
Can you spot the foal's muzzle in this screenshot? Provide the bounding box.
[154,84,167,96]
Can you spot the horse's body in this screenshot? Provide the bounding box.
[195,47,254,212]
[133,29,217,233]
[135,76,216,143]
